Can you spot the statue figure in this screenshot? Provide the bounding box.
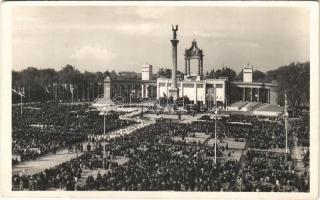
[172,24,178,39]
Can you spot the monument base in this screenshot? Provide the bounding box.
[168,87,179,99]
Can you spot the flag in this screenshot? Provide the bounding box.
[63,83,68,91]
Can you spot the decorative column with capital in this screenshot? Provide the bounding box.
[187,59,191,76]
[200,56,204,77]
[169,24,179,99]
[197,58,201,76]
[185,58,188,75]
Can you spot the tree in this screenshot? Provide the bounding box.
[211,67,236,81]
[253,70,266,82]
[265,62,309,107]
[157,68,171,78]
[205,71,209,78]
[208,69,215,78]
[222,67,237,81]
[235,70,243,81]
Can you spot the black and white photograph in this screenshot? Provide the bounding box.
[0,1,319,198]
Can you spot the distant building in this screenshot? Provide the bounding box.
[102,26,279,106]
[157,76,227,108]
[142,64,153,81]
[243,64,253,82]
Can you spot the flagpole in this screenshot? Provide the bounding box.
[284,91,289,163]
[12,89,24,115]
[215,109,217,165]
[20,94,22,115]
[71,84,74,103]
[214,85,217,165]
[98,82,100,99]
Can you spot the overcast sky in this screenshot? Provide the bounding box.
[12,6,309,74]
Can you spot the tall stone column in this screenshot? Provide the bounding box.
[146,85,149,98]
[169,24,179,99]
[171,41,178,88]
[200,58,203,77]
[141,85,144,98]
[197,58,201,76]
[103,76,112,103]
[185,58,188,75]
[188,59,191,76]
[242,88,245,101]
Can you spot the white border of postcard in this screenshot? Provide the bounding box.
[1,1,319,199]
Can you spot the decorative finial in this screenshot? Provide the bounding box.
[172,24,178,39]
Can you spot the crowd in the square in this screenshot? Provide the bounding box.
[12,103,135,164]
[12,107,310,192]
[239,150,300,192]
[12,121,236,191]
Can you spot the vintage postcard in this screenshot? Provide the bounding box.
[0,1,318,199]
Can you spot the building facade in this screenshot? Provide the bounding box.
[102,25,279,107]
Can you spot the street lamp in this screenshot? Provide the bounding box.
[129,93,133,107]
[225,97,228,111]
[99,109,107,158]
[210,109,218,165]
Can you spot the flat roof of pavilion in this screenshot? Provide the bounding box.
[230,81,278,87]
[104,78,157,84]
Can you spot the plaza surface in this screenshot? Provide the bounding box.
[143,113,209,123]
[13,148,82,176]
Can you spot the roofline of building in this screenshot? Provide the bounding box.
[103,78,278,87]
[230,81,278,87]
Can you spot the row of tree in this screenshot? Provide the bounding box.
[158,66,268,82]
[267,62,309,107]
[13,65,112,103]
[12,62,310,107]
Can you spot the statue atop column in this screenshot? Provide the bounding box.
[172,24,178,40]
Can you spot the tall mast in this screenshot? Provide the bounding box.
[284,91,289,155]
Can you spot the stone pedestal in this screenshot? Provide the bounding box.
[169,87,179,99]
[103,76,112,102]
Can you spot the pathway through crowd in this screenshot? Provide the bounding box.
[13,148,82,176]
[12,117,152,176]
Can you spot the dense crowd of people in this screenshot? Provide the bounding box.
[12,106,310,192]
[12,103,135,164]
[289,115,310,146]
[217,115,293,149]
[239,151,300,192]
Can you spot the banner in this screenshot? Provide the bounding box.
[70,84,74,95]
